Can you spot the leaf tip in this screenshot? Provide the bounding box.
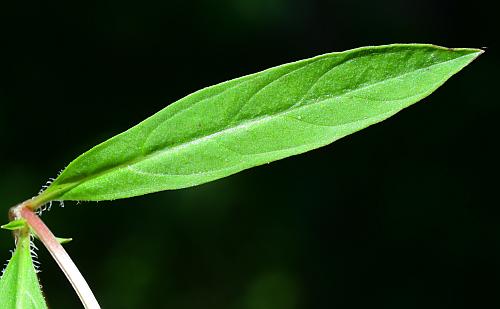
[1,219,27,231]
[56,237,73,244]
[470,47,485,57]
[464,47,485,66]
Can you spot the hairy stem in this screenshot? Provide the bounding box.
[17,206,100,309]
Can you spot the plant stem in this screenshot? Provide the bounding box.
[19,207,101,309]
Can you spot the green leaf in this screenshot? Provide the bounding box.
[55,237,73,244]
[0,232,47,308]
[1,219,27,231]
[37,44,482,202]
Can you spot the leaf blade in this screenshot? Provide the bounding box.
[1,219,27,231]
[0,233,47,309]
[39,44,482,202]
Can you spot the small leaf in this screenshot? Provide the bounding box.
[1,219,27,231]
[37,44,482,203]
[0,232,47,308]
[56,237,73,244]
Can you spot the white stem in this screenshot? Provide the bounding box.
[20,207,101,309]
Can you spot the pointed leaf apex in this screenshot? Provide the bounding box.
[56,237,73,244]
[1,219,27,231]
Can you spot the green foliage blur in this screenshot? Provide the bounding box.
[0,0,496,308]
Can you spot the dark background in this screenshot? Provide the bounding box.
[0,0,497,308]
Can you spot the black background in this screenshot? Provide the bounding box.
[0,0,497,308]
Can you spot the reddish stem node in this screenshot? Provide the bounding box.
[19,206,100,309]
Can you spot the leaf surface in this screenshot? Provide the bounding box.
[1,219,27,231]
[0,233,47,309]
[38,44,482,202]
